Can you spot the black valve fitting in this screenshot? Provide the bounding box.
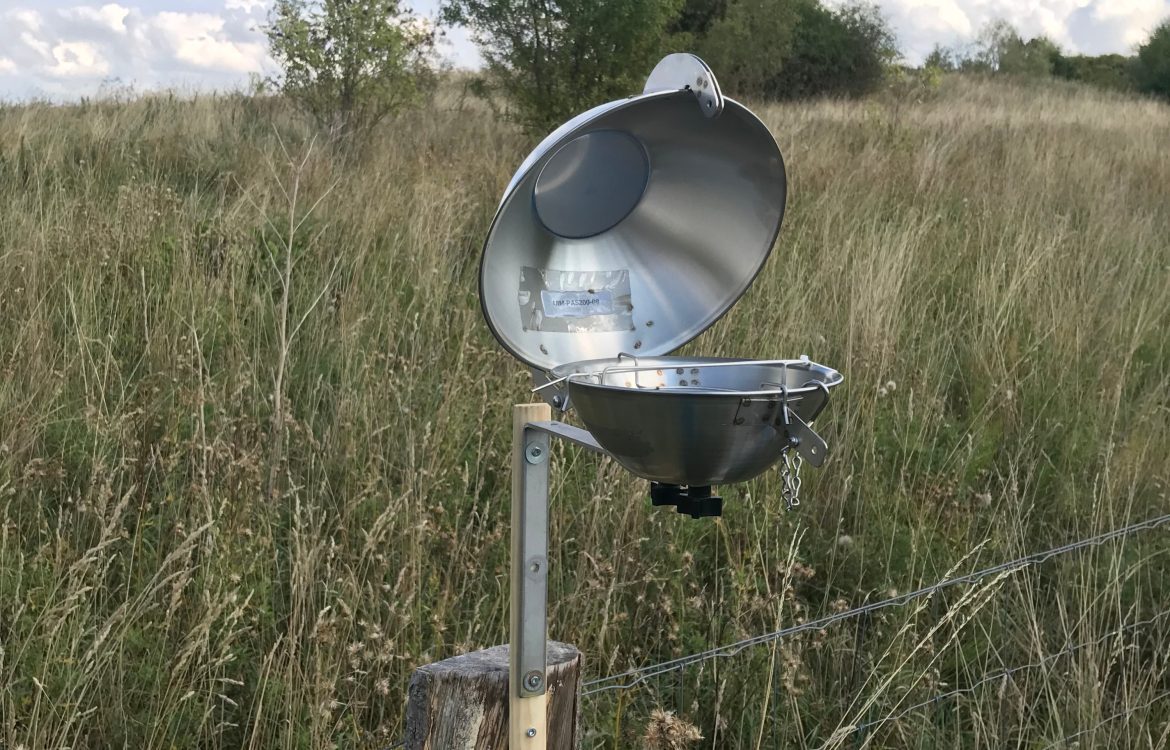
[649,482,722,518]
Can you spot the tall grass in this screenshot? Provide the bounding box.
[0,77,1168,748]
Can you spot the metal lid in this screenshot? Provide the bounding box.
[480,54,787,372]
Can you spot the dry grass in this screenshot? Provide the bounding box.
[0,75,1168,748]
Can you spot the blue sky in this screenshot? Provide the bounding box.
[1,0,1167,100]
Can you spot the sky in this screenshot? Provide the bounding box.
[1,0,1168,101]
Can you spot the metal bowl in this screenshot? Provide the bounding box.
[547,356,843,485]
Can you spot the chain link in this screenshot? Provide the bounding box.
[780,448,803,510]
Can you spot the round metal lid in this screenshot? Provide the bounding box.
[479,55,787,372]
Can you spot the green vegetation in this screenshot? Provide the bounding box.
[441,0,684,130]
[1,75,1168,748]
[1053,53,1135,92]
[259,0,1170,136]
[439,0,897,128]
[927,16,1170,100]
[699,0,896,100]
[1136,20,1170,99]
[265,0,436,135]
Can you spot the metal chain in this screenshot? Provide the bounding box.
[781,449,803,510]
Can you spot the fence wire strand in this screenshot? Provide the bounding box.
[581,511,1170,696]
[840,605,1170,738]
[1042,688,1170,749]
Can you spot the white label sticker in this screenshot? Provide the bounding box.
[540,289,615,318]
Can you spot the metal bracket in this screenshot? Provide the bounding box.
[784,409,828,467]
[530,368,570,411]
[528,420,608,455]
[515,427,550,697]
[643,53,724,118]
[513,419,610,701]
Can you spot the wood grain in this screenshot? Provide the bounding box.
[404,641,580,749]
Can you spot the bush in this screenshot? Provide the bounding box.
[998,36,1060,77]
[442,0,683,132]
[696,0,799,97]
[768,0,896,100]
[1135,19,1170,99]
[958,21,1059,78]
[265,0,436,137]
[1052,54,1136,92]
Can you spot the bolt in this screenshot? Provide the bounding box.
[551,395,562,407]
[526,728,537,738]
[525,444,546,464]
[524,671,543,690]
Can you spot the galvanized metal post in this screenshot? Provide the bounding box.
[511,403,551,749]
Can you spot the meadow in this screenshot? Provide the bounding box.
[0,75,1168,748]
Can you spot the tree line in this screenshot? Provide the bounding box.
[924,19,1170,98]
[264,0,1170,136]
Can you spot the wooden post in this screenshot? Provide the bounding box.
[405,402,580,749]
[404,641,581,749]
[511,402,551,749]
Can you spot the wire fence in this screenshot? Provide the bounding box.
[842,605,1170,738]
[1043,688,1170,749]
[389,511,1170,747]
[580,510,1170,696]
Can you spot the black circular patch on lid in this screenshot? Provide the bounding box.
[533,130,649,239]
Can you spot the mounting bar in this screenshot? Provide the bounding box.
[514,417,610,716]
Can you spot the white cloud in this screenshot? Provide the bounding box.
[68,4,131,34]
[1066,0,1169,53]
[11,9,43,31]
[0,1,274,100]
[824,0,1169,62]
[225,0,269,11]
[150,11,268,73]
[19,30,53,60]
[48,41,109,76]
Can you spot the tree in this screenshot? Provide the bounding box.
[1051,53,1135,92]
[950,21,1060,78]
[769,0,897,100]
[998,35,1060,77]
[696,0,799,97]
[669,0,727,39]
[1135,19,1170,99]
[265,0,436,136]
[923,44,957,72]
[441,0,683,132]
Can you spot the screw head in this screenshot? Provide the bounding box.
[524,670,543,690]
[526,728,537,738]
[525,444,546,464]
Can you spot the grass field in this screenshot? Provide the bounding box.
[1,75,1169,749]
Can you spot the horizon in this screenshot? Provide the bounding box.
[1,0,1168,102]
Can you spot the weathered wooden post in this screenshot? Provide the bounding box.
[404,641,581,749]
[404,403,583,749]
